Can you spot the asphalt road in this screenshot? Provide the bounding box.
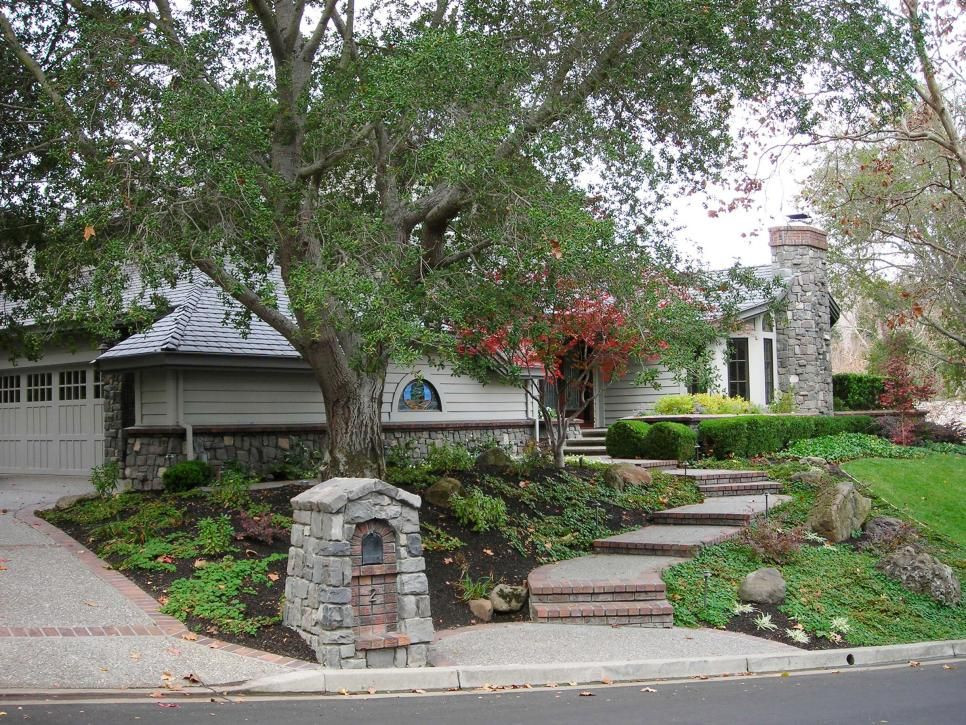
[6,660,964,725]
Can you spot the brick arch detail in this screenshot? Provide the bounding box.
[349,520,398,637]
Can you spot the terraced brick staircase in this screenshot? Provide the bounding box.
[528,468,789,627]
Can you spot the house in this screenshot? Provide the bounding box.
[0,224,836,485]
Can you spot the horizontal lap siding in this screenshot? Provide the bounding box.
[139,369,171,425]
[178,362,529,426]
[602,363,685,425]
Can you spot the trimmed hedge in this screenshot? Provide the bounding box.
[832,373,885,411]
[161,460,214,492]
[698,415,876,459]
[640,422,697,462]
[605,420,651,458]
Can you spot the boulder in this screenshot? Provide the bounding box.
[802,456,828,467]
[489,583,528,613]
[603,464,652,491]
[425,477,462,508]
[790,467,825,485]
[878,545,961,606]
[475,447,515,473]
[859,516,917,552]
[806,483,871,542]
[468,598,493,622]
[738,567,786,605]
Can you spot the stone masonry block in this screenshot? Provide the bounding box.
[398,573,428,595]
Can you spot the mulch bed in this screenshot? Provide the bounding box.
[726,602,846,650]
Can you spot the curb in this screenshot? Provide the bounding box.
[231,639,965,694]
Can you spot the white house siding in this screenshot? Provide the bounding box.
[0,345,105,475]
[173,361,529,427]
[600,362,686,425]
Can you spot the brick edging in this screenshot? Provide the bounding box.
[10,505,317,671]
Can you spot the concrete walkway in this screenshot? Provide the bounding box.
[431,622,798,666]
[0,474,309,690]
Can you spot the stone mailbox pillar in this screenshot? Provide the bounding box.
[283,478,434,669]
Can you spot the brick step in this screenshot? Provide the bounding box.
[577,457,680,469]
[593,524,743,557]
[529,600,674,627]
[563,445,608,455]
[697,481,782,497]
[580,428,609,437]
[650,511,757,526]
[665,468,769,484]
[649,494,791,528]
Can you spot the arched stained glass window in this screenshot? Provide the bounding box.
[398,379,441,411]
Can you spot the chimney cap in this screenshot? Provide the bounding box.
[769,224,827,251]
[786,212,812,224]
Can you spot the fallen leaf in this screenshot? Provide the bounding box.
[83,225,96,241]
[546,682,558,688]
[156,555,174,564]
[161,672,173,681]
[245,549,258,557]
[482,548,494,556]
[267,572,280,582]
[943,665,957,670]
[601,677,612,685]
[339,688,349,696]
[194,559,208,569]
[181,632,198,641]
[568,682,577,686]
[442,557,453,565]
[157,703,178,708]
[412,689,426,694]
[578,691,595,697]
[550,238,563,259]
[83,600,99,607]
[183,673,202,683]
[130,651,142,661]
[641,687,657,693]
[164,646,181,656]
[367,687,376,695]
[909,660,921,668]
[148,691,163,698]
[99,667,109,672]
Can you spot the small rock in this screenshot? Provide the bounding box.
[806,482,871,542]
[468,598,493,622]
[603,464,652,492]
[424,477,462,508]
[859,516,917,552]
[489,583,528,613]
[790,467,825,485]
[475,447,514,472]
[802,456,827,466]
[878,545,961,606]
[738,567,786,604]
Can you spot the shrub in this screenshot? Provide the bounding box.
[698,415,876,459]
[425,442,475,473]
[90,460,120,498]
[195,515,236,555]
[653,393,760,415]
[653,394,695,414]
[742,520,805,563]
[236,511,290,545]
[832,374,885,411]
[385,464,438,490]
[450,486,508,532]
[605,420,650,458]
[208,469,254,510]
[162,460,213,492]
[640,422,697,461]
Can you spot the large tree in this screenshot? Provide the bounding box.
[1,0,909,476]
[804,0,965,381]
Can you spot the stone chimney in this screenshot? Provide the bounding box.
[769,224,833,414]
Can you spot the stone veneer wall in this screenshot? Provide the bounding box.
[102,372,125,465]
[120,422,536,490]
[770,225,834,415]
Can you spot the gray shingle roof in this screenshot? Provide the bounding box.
[98,277,299,360]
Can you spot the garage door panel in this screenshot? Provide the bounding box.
[59,402,89,435]
[24,439,54,470]
[25,405,51,435]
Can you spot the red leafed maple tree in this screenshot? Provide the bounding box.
[879,348,934,445]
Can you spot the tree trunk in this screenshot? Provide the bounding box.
[304,343,388,479]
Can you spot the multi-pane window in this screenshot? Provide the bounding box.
[26,372,53,402]
[93,369,104,399]
[0,375,20,403]
[58,369,87,401]
[764,338,775,405]
[727,338,749,400]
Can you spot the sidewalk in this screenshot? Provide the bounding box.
[0,475,311,690]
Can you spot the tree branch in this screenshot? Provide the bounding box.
[248,0,287,62]
[301,0,338,62]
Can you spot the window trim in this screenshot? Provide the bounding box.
[726,338,750,401]
[763,338,775,405]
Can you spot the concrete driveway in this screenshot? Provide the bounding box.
[0,474,305,690]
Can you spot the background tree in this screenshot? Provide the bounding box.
[804,0,965,385]
[1,0,911,476]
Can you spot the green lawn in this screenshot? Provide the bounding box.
[843,453,965,558]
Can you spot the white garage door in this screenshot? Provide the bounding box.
[0,366,104,475]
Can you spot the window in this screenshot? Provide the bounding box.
[93,369,104,399]
[764,338,775,405]
[58,369,87,401]
[398,379,441,411]
[727,338,749,400]
[0,375,20,404]
[26,372,52,402]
